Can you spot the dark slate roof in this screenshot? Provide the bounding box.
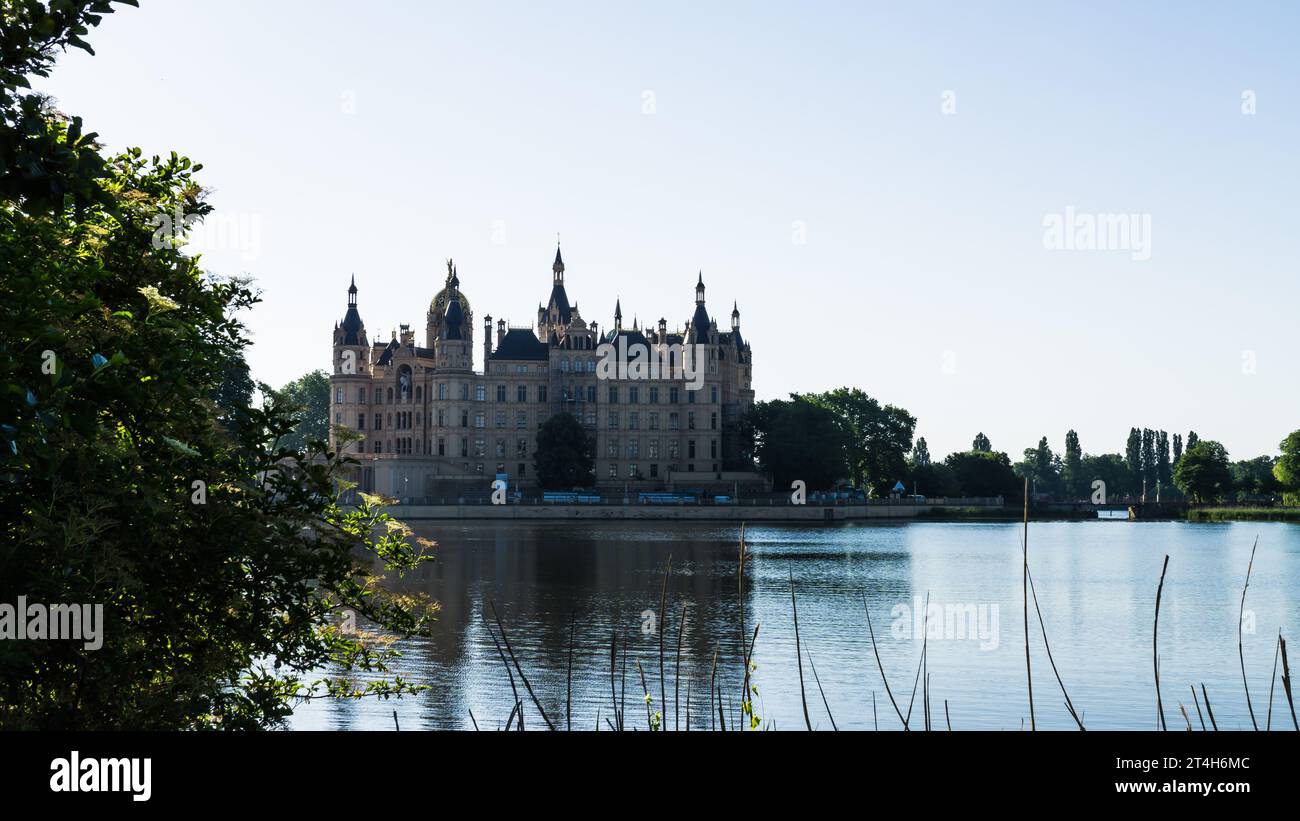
[490,328,550,361]
[443,294,464,340]
[375,338,398,366]
[690,302,711,342]
[548,282,572,325]
[340,306,364,345]
[602,328,650,347]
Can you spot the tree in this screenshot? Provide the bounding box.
[944,450,1021,500]
[533,412,595,489]
[1125,428,1142,495]
[1,3,434,729]
[972,432,992,452]
[1186,430,1199,451]
[1140,428,1156,496]
[747,397,849,491]
[1172,433,1183,468]
[1062,430,1083,499]
[908,461,960,497]
[804,388,915,496]
[1231,456,1281,501]
[910,436,931,467]
[1156,431,1172,494]
[1274,430,1300,505]
[1173,440,1233,503]
[1081,453,1130,500]
[271,369,330,452]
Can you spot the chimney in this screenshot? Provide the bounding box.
[497,318,506,346]
[484,314,493,363]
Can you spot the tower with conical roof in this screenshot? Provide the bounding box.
[538,242,573,342]
[330,275,372,452]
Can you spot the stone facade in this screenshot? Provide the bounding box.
[329,248,756,498]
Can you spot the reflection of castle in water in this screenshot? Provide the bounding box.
[328,246,757,498]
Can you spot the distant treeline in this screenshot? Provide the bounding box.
[741,393,1300,505]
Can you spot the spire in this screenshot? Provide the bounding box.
[731,300,740,328]
[347,274,358,306]
[553,242,565,279]
[614,298,623,330]
[695,271,706,304]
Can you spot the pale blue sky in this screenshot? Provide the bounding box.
[37,0,1299,460]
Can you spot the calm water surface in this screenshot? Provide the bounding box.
[290,520,1300,731]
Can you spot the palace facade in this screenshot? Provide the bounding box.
[329,246,758,498]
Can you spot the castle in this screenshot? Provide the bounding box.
[329,246,758,498]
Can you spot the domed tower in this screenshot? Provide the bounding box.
[432,259,474,371]
[426,259,474,353]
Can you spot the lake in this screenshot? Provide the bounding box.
[289,519,1300,731]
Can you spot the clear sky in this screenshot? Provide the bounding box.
[36,0,1299,461]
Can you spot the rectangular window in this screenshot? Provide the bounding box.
[669,440,679,459]
[609,463,618,478]
[335,387,344,403]
[688,411,695,430]
[374,442,382,454]
[650,464,658,478]
[629,386,639,404]
[374,414,382,431]
[649,412,659,431]
[438,383,447,400]
[629,412,639,430]
[649,439,659,459]
[649,387,659,404]
[669,412,679,430]
[518,463,526,477]
[669,387,679,404]
[358,387,366,403]
[476,385,487,402]
[538,385,548,403]
[437,437,445,456]
[688,440,696,459]
[608,411,619,429]
[475,413,485,428]
[496,410,506,428]
[474,438,485,457]
[358,414,365,430]
[711,439,718,459]
[711,386,718,403]
[334,412,341,423]
[628,438,639,459]
[608,437,620,458]
[497,385,507,402]
[517,385,527,403]
[629,463,638,478]
[517,438,528,458]
[516,411,527,429]
[495,438,506,458]
[608,386,618,404]
[711,411,718,430]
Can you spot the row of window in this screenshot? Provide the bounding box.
[604,437,718,460]
[334,383,722,406]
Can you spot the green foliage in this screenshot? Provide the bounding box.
[1173,440,1233,503]
[534,412,594,489]
[745,397,848,491]
[910,436,930,467]
[1080,453,1131,499]
[1062,430,1083,498]
[908,461,960,497]
[268,369,330,453]
[972,432,991,453]
[1274,430,1300,505]
[1015,436,1062,498]
[944,450,1021,500]
[0,3,434,729]
[1230,456,1281,501]
[803,388,915,496]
